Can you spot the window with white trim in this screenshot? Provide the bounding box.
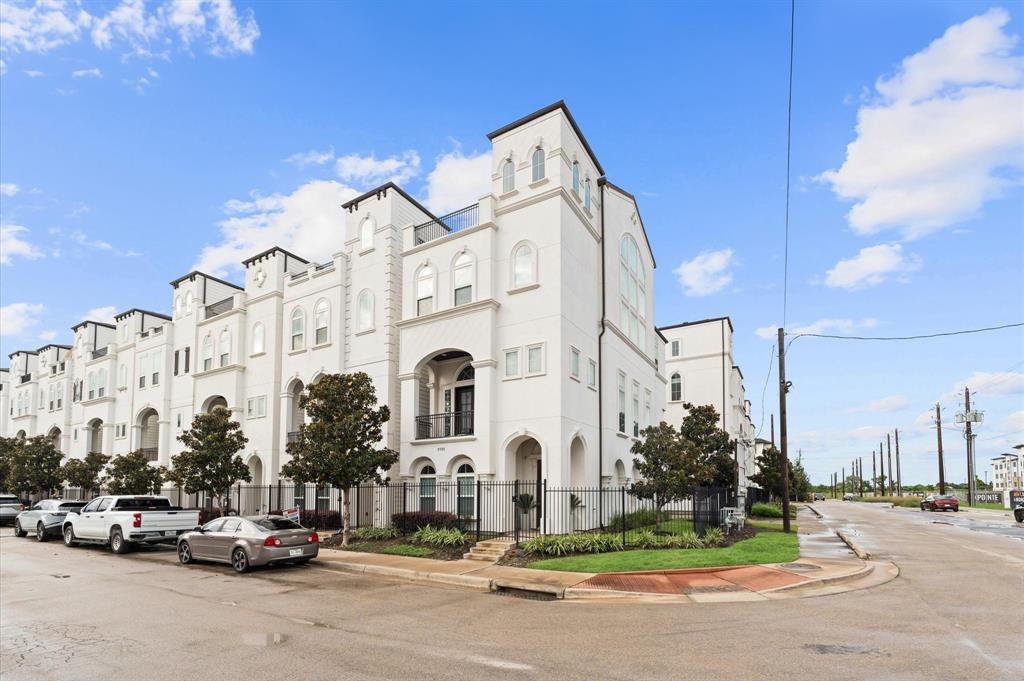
[219,330,231,367]
[512,242,536,288]
[359,216,375,250]
[251,323,265,355]
[531,147,545,181]
[416,266,434,316]
[670,373,682,401]
[572,161,580,194]
[587,359,597,388]
[184,291,193,315]
[202,335,214,371]
[584,178,592,211]
[632,381,640,437]
[526,343,544,376]
[246,395,267,419]
[619,235,646,350]
[290,308,305,351]
[314,300,329,345]
[617,372,626,433]
[644,388,652,428]
[504,348,520,378]
[357,289,374,331]
[139,354,148,388]
[501,159,515,193]
[570,347,580,379]
[671,340,680,357]
[96,368,106,398]
[456,463,475,517]
[419,465,436,512]
[151,349,161,385]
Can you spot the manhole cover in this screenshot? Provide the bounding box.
[779,563,821,572]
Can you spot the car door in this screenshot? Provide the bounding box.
[211,519,243,562]
[24,501,46,527]
[80,498,112,538]
[74,498,103,537]
[190,518,225,559]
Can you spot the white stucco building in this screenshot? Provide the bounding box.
[3,101,667,496]
[990,450,1023,491]
[657,317,757,489]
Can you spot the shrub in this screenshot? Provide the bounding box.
[701,527,725,547]
[631,529,706,550]
[521,533,624,556]
[381,544,433,557]
[412,525,468,547]
[607,508,670,531]
[197,508,224,524]
[750,503,783,518]
[633,529,662,550]
[391,511,460,532]
[353,526,400,541]
[299,510,341,529]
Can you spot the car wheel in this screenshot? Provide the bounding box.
[63,525,77,547]
[1014,510,1023,523]
[952,508,958,512]
[177,541,194,565]
[110,528,131,554]
[231,547,251,574]
[13,520,27,538]
[36,522,49,542]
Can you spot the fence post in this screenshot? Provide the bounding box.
[236,485,241,513]
[475,478,481,542]
[621,486,627,547]
[356,486,361,529]
[401,481,408,535]
[543,479,548,536]
[513,479,520,544]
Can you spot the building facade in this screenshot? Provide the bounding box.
[990,450,1023,491]
[2,101,667,495]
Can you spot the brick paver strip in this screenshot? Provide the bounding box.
[713,566,808,591]
[578,573,680,594]
[665,572,744,593]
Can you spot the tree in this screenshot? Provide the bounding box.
[0,436,17,492]
[750,445,785,502]
[61,452,110,496]
[7,436,64,495]
[282,372,398,545]
[171,407,250,513]
[790,455,810,502]
[677,403,736,490]
[106,451,164,495]
[630,422,714,532]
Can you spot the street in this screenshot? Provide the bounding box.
[1,503,1022,681]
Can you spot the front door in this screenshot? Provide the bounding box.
[454,386,474,435]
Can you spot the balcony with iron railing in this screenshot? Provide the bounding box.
[19,373,31,384]
[141,447,158,462]
[204,297,234,319]
[415,411,474,440]
[287,431,300,444]
[91,347,108,360]
[413,203,479,246]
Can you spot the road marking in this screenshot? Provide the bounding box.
[464,655,534,671]
[950,542,1024,565]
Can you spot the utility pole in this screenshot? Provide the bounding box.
[859,457,864,497]
[935,403,946,495]
[872,450,877,497]
[879,440,886,496]
[962,387,977,506]
[895,428,903,497]
[770,414,776,448]
[777,328,791,533]
[887,434,894,498]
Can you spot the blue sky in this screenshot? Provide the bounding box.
[1,0,1022,485]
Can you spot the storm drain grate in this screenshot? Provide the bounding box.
[492,587,557,601]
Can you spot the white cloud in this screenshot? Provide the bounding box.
[945,371,1024,400]
[335,151,421,187]
[69,229,140,256]
[0,183,19,196]
[825,243,921,289]
[754,326,777,340]
[1004,410,1024,433]
[674,248,735,297]
[849,395,910,414]
[83,306,117,323]
[23,69,44,77]
[756,317,878,340]
[194,179,359,276]
[817,8,1024,239]
[71,67,101,78]
[37,329,57,341]
[0,0,259,61]
[0,302,45,336]
[285,148,334,168]
[422,150,491,215]
[0,59,6,75]
[1,224,45,264]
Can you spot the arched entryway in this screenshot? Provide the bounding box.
[86,419,103,454]
[47,426,62,454]
[202,395,228,413]
[569,436,586,487]
[248,455,263,486]
[413,350,475,440]
[15,429,27,440]
[287,379,305,444]
[614,459,628,487]
[137,408,159,461]
[504,434,543,530]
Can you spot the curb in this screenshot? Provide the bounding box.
[491,577,567,598]
[835,529,871,560]
[762,561,873,594]
[317,560,494,592]
[806,504,823,518]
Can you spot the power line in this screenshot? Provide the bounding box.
[781,0,796,330]
[755,342,776,439]
[786,322,1023,344]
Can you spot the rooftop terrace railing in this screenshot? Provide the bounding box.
[413,203,479,246]
[204,297,234,319]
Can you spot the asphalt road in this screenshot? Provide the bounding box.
[1,503,1022,681]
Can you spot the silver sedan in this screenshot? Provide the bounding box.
[176,515,319,573]
[15,499,87,541]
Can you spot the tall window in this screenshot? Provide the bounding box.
[644,389,652,428]
[453,253,472,306]
[290,308,305,351]
[570,347,580,379]
[419,465,436,512]
[584,178,592,211]
[670,373,682,401]
[619,236,646,349]
[572,161,580,194]
[456,463,475,517]
[151,349,161,385]
[512,242,535,288]
[504,348,520,378]
[416,266,434,316]
[97,368,106,398]
[184,292,193,315]
[219,330,231,367]
[120,364,127,389]
[587,359,597,388]
[359,216,375,250]
[632,381,640,437]
[527,344,544,375]
[139,354,148,388]
[203,335,214,371]
[501,159,515,193]
[671,340,680,357]
[314,300,329,345]
[251,323,265,355]
[175,295,183,317]
[357,290,374,331]
[617,372,626,433]
[531,148,545,181]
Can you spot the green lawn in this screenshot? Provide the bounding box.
[969,502,1006,511]
[618,517,695,542]
[528,528,799,573]
[380,544,434,557]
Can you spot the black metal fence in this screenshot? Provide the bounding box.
[413,203,479,245]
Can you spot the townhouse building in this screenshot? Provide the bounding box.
[3,101,668,499]
[990,450,1023,491]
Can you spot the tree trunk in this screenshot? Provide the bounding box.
[341,487,351,546]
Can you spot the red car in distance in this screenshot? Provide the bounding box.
[920,494,960,512]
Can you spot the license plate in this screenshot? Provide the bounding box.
[288,548,303,557]
[164,531,176,536]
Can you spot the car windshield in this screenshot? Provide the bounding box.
[254,518,302,531]
[937,495,958,500]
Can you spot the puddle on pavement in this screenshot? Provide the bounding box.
[242,632,287,646]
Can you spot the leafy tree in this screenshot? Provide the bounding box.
[282,372,398,545]
[61,452,110,496]
[7,436,64,495]
[630,422,713,532]
[790,455,810,502]
[170,407,250,513]
[750,445,786,502]
[106,451,164,495]
[0,436,17,491]
[677,403,736,490]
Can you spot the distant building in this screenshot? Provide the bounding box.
[991,449,1023,491]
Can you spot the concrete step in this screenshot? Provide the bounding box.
[463,553,498,561]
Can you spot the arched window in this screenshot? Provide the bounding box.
[184,292,193,315]
[619,236,646,349]
[501,159,515,193]
[416,266,434,316]
[359,216,375,251]
[219,329,231,367]
[531,148,545,182]
[512,242,536,288]
[572,161,580,194]
[314,300,329,345]
[584,178,592,211]
[456,364,475,382]
[202,334,214,371]
[671,373,682,402]
[119,364,127,389]
[419,464,436,512]
[356,290,374,332]
[97,368,107,398]
[175,295,183,317]
[453,253,473,306]
[251,323,265,355]
[290,308,305,351]
[456,463,475,517]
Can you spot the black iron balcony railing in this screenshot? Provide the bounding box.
[415,411,474,440]
[413,203,479,246]
[91,347,108,360]
[19,373,31,384]
[141,447,158,462]
[204,297,234,319]
[287,431,300,444]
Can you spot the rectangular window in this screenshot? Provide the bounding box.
[570,347,580,379]
[527,344,544,375]
[246,396,266,419]
[419,477,436,512]
[139,354,148,388]
[671,340,680,357]
[152,350,160,385]
[617,373,626,433]
[203,356,213,372]
[454,264,472,306]
[174,350,179,376]
[220,350,229,367]
[315,325,328,345]
[184,347,190,374]
[632,381,640,437]
[644,389,652,429]
[587,359,597,388]
[176,413,182,429]
[417,297,433,316]
[504,349,520,378]
[139,374,146,388]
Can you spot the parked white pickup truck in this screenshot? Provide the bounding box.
[62,496,201,554]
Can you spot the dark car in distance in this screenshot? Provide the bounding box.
[920,494,959,512]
